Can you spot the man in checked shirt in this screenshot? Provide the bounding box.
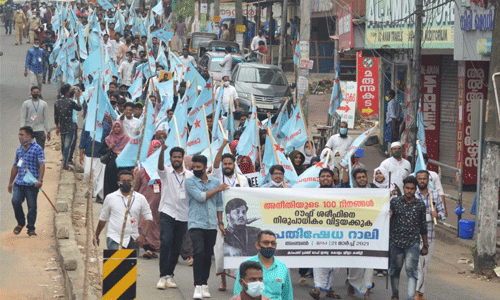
[414,170,446,300]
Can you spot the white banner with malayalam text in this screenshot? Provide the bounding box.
[223,188,390,269]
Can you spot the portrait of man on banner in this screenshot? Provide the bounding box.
[224,198,261,257]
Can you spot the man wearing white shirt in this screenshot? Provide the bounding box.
[103,33,113,55]
[251,31,266,51]
[109,32,124,63]
[118,51,134,87]
[215,76,240,114]
[423,153,448,217]
[179,48,197,68]
[95,170,153,250]
[20,86,51,149]
[156,145,194,290]
[219,46,233,80]
[212,138,249,291]
[120,103,141,138]
[378,141,411,193]
[325,121,353,156]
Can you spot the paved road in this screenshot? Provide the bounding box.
[0,30,59,291]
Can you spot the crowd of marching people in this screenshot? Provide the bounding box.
[5,1,449,300]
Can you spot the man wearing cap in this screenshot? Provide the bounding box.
[378,141,411,193]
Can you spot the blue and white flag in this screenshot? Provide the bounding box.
[281,104,308,154]
[186,109,210,155]
[329,71,343,116]
[340,124,378,167]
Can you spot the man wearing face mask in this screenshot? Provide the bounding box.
[20,86,51,149]
[54,84,82,170]
[185,155,228,299]
[230,261,271,300]
[261,165,290,188]
[118,51,134,87]
[95,170,153,250]
[215,76,240,114]
[24,37,45,93]
[117,37,132,64]
[378,141,411,194]
[8,126,45,237]
[234,230,293,300]
[325,121,353,156]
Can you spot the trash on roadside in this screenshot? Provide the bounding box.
[457,257,470,264]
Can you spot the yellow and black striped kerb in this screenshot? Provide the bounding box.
[102,249,137,300]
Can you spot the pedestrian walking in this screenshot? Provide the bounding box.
[8,126,45,237]
[20,86,51,149]
[215,76,240,113]
[41,30,55,84]
[95,170,153,250]
[3,1,14,35]
[27,12,41,44]
[13,8,26,45]
[54,84,82,170]
[219,46,233,80]
[185,155,228,299]
[389,176,429,300]
[102,121,130,199]
[378,141,411,194]
[156,145,194,290]
[24,37,45,93]
[324,121,353,156]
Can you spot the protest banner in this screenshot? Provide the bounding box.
[223,188,390,269]
[244,172,259,187]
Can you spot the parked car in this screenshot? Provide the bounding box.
[230,63,294,118]
[197,51,245,82]
[205,40,240,54]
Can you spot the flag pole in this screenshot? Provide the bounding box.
[252,94,262,163]
[119,99,150,249]
[298,98,314,154]
[202,105,213,163]
[267,127,286,188]
[219,119,242,187]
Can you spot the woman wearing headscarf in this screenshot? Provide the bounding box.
[102,121,130,199]
[289,150,306,175]
[135,140,162,258]
[298,140,316,165]
[373,167,390,188]
[237,155,255,174]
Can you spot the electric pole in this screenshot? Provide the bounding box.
[476,0,500,278]
[297,0,311,119]
[235,0,244,48]
[278,0,288,69]
[407,0,424,167]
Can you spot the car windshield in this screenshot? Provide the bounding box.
[209,57,244,72]
[192,36,216,49]
[236,67,287,86]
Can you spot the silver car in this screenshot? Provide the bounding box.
[231,63,294,118]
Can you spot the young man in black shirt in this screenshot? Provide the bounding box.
[389,176,429,300]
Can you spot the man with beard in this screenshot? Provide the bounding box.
[325,121,353,155]
[185,155,228,299]
[156,145,194,290]
[414,170,445,300]
[378,141,411,194]
[309,168,348,299]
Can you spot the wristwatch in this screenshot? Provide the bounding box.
[423,244,429,249]
[141,232,147,237]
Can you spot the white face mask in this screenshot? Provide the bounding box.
[223,81,230,87]
[305,149,312,156]
[244,280,265,297]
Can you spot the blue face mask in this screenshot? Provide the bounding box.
[243,280,265,297]
[340,128,348,135]
[260,247,275,259]
[126,57,130,61]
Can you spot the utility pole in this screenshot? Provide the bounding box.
[476,0,500,278]
[214,0,219,18]
[278,0,288,69]
[297,0,311,119]
[407,0,424,168]
[235,0,244,48]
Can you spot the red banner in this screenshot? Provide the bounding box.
[356,52,379,118]
[337,4,353,51]
[456,61,488,185]
[420,56,441,172]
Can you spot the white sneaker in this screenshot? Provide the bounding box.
[156,277,167,290]
[165,276,177,288]
[193,285,203,299]
[201,285,211,298]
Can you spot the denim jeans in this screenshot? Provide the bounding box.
[69,124,78,162]
[60,130,76,168]
[106,237,139,253]
[43,58,53,81]
[11,184,39,231]
[389,242,420,300]
[189,228,217,286]
[159,212,187,277]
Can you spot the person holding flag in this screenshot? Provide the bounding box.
[212,138,249,291]
[414,170,446,300]
[214,76,240,114]
[8,126,45,237]
[325,121,352,156]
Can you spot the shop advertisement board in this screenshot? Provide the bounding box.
[357,52,379,118]
[337,81,357,129]
[337,4,353,51]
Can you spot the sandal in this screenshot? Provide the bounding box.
[346,282,355,297]
[13,225,23,235]
[218,283,226,291]
[326,287,341,299]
